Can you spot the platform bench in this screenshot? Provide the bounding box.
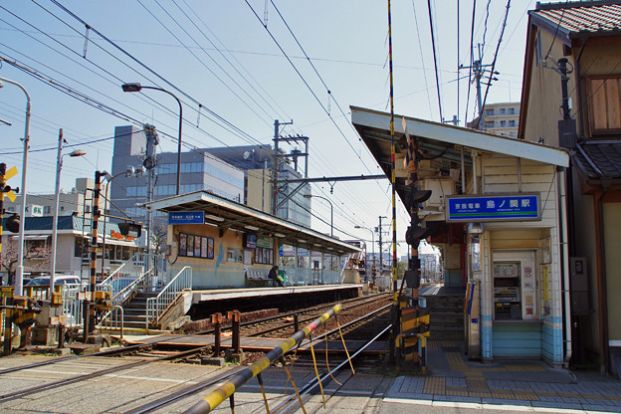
[245,270,271,287]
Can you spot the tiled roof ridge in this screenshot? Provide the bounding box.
[536,0,621,11]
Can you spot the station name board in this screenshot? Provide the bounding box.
[168,211,205,225]
[446,194,540,222]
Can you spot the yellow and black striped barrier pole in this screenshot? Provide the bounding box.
[183,303,343,414]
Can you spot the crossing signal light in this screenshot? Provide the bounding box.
[118,222,142,238]
[6,213,20,233]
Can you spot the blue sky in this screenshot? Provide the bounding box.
[0,0,539,250]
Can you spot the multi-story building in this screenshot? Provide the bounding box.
[482,102,520,138]
[5,178,94,218]
[109,126,245,224]
[204,144,312,228]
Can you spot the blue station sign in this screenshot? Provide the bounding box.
[168,211,205,225]
[446,194,540,222]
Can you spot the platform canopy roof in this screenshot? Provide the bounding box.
[351,106,570,206]
[143,191,360,255]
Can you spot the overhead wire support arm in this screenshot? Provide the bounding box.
[277,174,386,184]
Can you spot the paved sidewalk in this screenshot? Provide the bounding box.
[384,340,621,413]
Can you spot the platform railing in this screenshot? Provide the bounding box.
[98,253,148,296]
[146,266,192,328]
[98,267,152,331]
[62,283,84,328]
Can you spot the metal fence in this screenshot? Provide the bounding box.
[146,266,192,328]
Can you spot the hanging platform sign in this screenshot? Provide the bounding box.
[446,194,540,222]
[168,211,205,225]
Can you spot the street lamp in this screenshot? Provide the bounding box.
[50,128,85,288]
[355,225,376,282]
[303,194,334,237]
[0,76,31,296]
[121,82,183,195]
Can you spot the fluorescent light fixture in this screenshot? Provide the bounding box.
[297,239,307,243]
[273,233,286,238]
[204,214,224,222]
[244,225,259,231]
[327,247,334,250]
[313,243,322,247]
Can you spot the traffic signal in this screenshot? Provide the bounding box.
[118,222,142,238]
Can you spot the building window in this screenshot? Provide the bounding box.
[485,121,495,128]
[485,108,494,116]
[43,206,51,215]
[509,120,516,127]
[586,76,621,135]
[508,107,516,115]
[499,108,506,115]
[500,120,507,127]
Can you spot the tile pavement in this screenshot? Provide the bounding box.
[385,341,621,413]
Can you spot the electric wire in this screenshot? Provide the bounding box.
[463,0,477,126]
[480,0,512,119]
[174,0,291,121]
[138,0,274,128]
[426,0,444,122]
[411,0,434,118]
[48,0,262,146]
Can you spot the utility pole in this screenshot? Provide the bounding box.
[144,125,158,272]
[378,216,387,271]
[272,119,293,216]
[460,43,498,131]
[85,170,103,341]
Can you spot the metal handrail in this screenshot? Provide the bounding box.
[99,252,146,286]
[146,266,192,328]
[112,268,153,306]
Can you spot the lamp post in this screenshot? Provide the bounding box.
[121,82,183,195]
[355,225,375,282]
[50,128,85,288]
[0,76,31,296]
[303,194,334,237]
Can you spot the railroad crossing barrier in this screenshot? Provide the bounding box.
[184,303,351,414]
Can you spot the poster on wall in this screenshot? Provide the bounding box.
[245,233,257,249]
[179,234,187,256]
[194,236,201,257]
[201,237,208,258]
[187,235,194,257]
[207,238,214,259]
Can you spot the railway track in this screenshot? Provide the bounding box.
[119,304,391,414]
[0,294,390,407]
[0,293,389,377]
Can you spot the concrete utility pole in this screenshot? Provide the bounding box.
[378,216,387,271]
[460,43,497,131]
[144,125,158,268]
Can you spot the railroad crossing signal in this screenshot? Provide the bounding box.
[0,164,19,203]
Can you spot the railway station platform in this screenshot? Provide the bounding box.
[189,283,363,318]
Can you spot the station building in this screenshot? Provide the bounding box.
[352,106,570,365]
[145,190,360,290]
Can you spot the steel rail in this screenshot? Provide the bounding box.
[183,304,343,414]
[194,293,388,336]
[0,345,210,403]
[0,337,188,376]
[245,295,389,337]
[0,294,387,377]
[121,303,391,414]
[272,323,393,414]
[122,366,247,414]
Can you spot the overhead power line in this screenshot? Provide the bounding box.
[480,0,512,116]
[426,0,444,121]
[48,0,262,146]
